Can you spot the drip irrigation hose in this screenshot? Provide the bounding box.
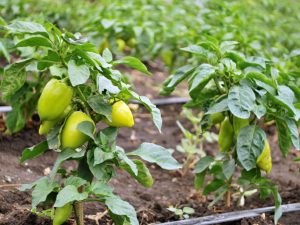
[0,106,12,112]
[0,97,190,113]
[130,97,189,106]
[156,203,300,225]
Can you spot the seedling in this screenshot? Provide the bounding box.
[167,206,195,219]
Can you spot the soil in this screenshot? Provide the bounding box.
[1,65,300,225]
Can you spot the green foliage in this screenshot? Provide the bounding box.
[3,21,182,224]
[176,108,218,174]
[162,38,300,223]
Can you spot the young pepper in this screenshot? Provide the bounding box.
[38,79,73,121]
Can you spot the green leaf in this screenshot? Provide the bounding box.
[19,177,46,192]
[1,59,33,101]
[0,40,10,62]
[15,36,52,48]
[5,106,26,133]
[87,95,112,120]
[68,60,90,86]
[64,176,87,188]
[38,51,60,71]
[20,141,48,163]
[285,118,300,150]
[274,85,300,121]
[220,41,239,54]
[189,64,215,99]
[271,186,282,224]
[237,125,266,171]
[228,84,256,119]
[94,147,114,165]
[182,207,195,214]
[275,118,294,156]
[206,98,228,114]
[181,45,209,55]
[97,75,120,94]
[87,51,111,68]
[208,186,228,208]
[77,121,95,141]
[161,65,194,96]
[32,177,59,208]
[194,156,214,173]
[246,71,276,90]
[222,159,235,180]
[98,127,118,146]
[77,157,94,182]
[87,150,115,181]
[131,93,162,132]
[253,104,266,119]
[90,181,114,197]
[7,21,48,36]
[194,171,206,191]
[113,56,151,76]
[46,124,61,150]
[54,185,88,207]
[0,17,7,26]
[203,179,225,195]
[128,143,182,170]
[103,48,113,62]
[49,65,67,77]
[50,149,85,178]
[120,159,154,188]
[106,196,138,225]
[140,96,162,133]
[101,19,115,29]
[116,147,138,175]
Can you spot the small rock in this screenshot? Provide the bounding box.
[4,175,12,183]
[44,167,51,175]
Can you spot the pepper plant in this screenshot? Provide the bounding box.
[161,38,300,224]
[2,21,182,225]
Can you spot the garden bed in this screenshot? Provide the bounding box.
[1,103,300,225]
[1,67,300,225]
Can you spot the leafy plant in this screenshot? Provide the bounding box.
[161,38,300,224]
[176,108,218,175]
[2,20,182,225]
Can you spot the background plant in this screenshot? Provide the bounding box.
[161,38,300,224]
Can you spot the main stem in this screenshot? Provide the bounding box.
[74,201,84,225]
[225,176,233,207]
[225,190,231,207]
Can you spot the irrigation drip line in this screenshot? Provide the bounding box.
[0,106,12,113]
[130,97,189,106]
[156,203,300,225]
[0,97,190,113]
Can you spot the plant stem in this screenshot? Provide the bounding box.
[182,154,192,175]
[74,201,84,225]
[225,190,231,207]
[213,77,224,94]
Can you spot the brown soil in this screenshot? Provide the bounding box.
[1,67,300,225]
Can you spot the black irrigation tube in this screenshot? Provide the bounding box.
[156,203,300,225]
[0,97,189,113]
